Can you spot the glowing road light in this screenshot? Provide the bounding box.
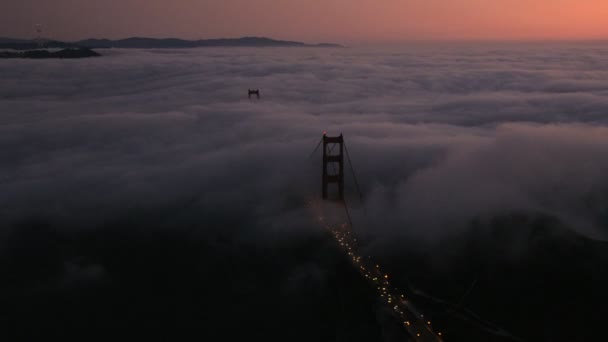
[308,201,445,342]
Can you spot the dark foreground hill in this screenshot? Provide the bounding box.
[0,37,342,50]
[2,207,606,341]
[0,218,386,342]
[375,211,608,342]
[0,48,101,59]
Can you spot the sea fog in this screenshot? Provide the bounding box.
[2,43,608,341]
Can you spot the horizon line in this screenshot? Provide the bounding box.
[4,35,608,45]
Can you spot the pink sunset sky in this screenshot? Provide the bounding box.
[2,0,608,43]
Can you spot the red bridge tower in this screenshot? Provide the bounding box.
[322,133,344,200]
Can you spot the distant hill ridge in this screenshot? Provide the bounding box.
[0,37,342,50]
[1,48,101,59]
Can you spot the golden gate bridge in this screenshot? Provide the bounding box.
[308,132,445,342]
[306,131,528,342]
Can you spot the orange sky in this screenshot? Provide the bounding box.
[2,0,608,42]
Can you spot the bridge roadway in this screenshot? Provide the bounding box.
[308,199,444,342]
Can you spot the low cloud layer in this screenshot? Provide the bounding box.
[3,43,608,341]
[3,44,608,243]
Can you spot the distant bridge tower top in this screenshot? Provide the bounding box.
[248,89,260,99]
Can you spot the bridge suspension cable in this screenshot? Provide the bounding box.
[344,140,363,203]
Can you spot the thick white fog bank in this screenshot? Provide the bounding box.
[2,43,608,245]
